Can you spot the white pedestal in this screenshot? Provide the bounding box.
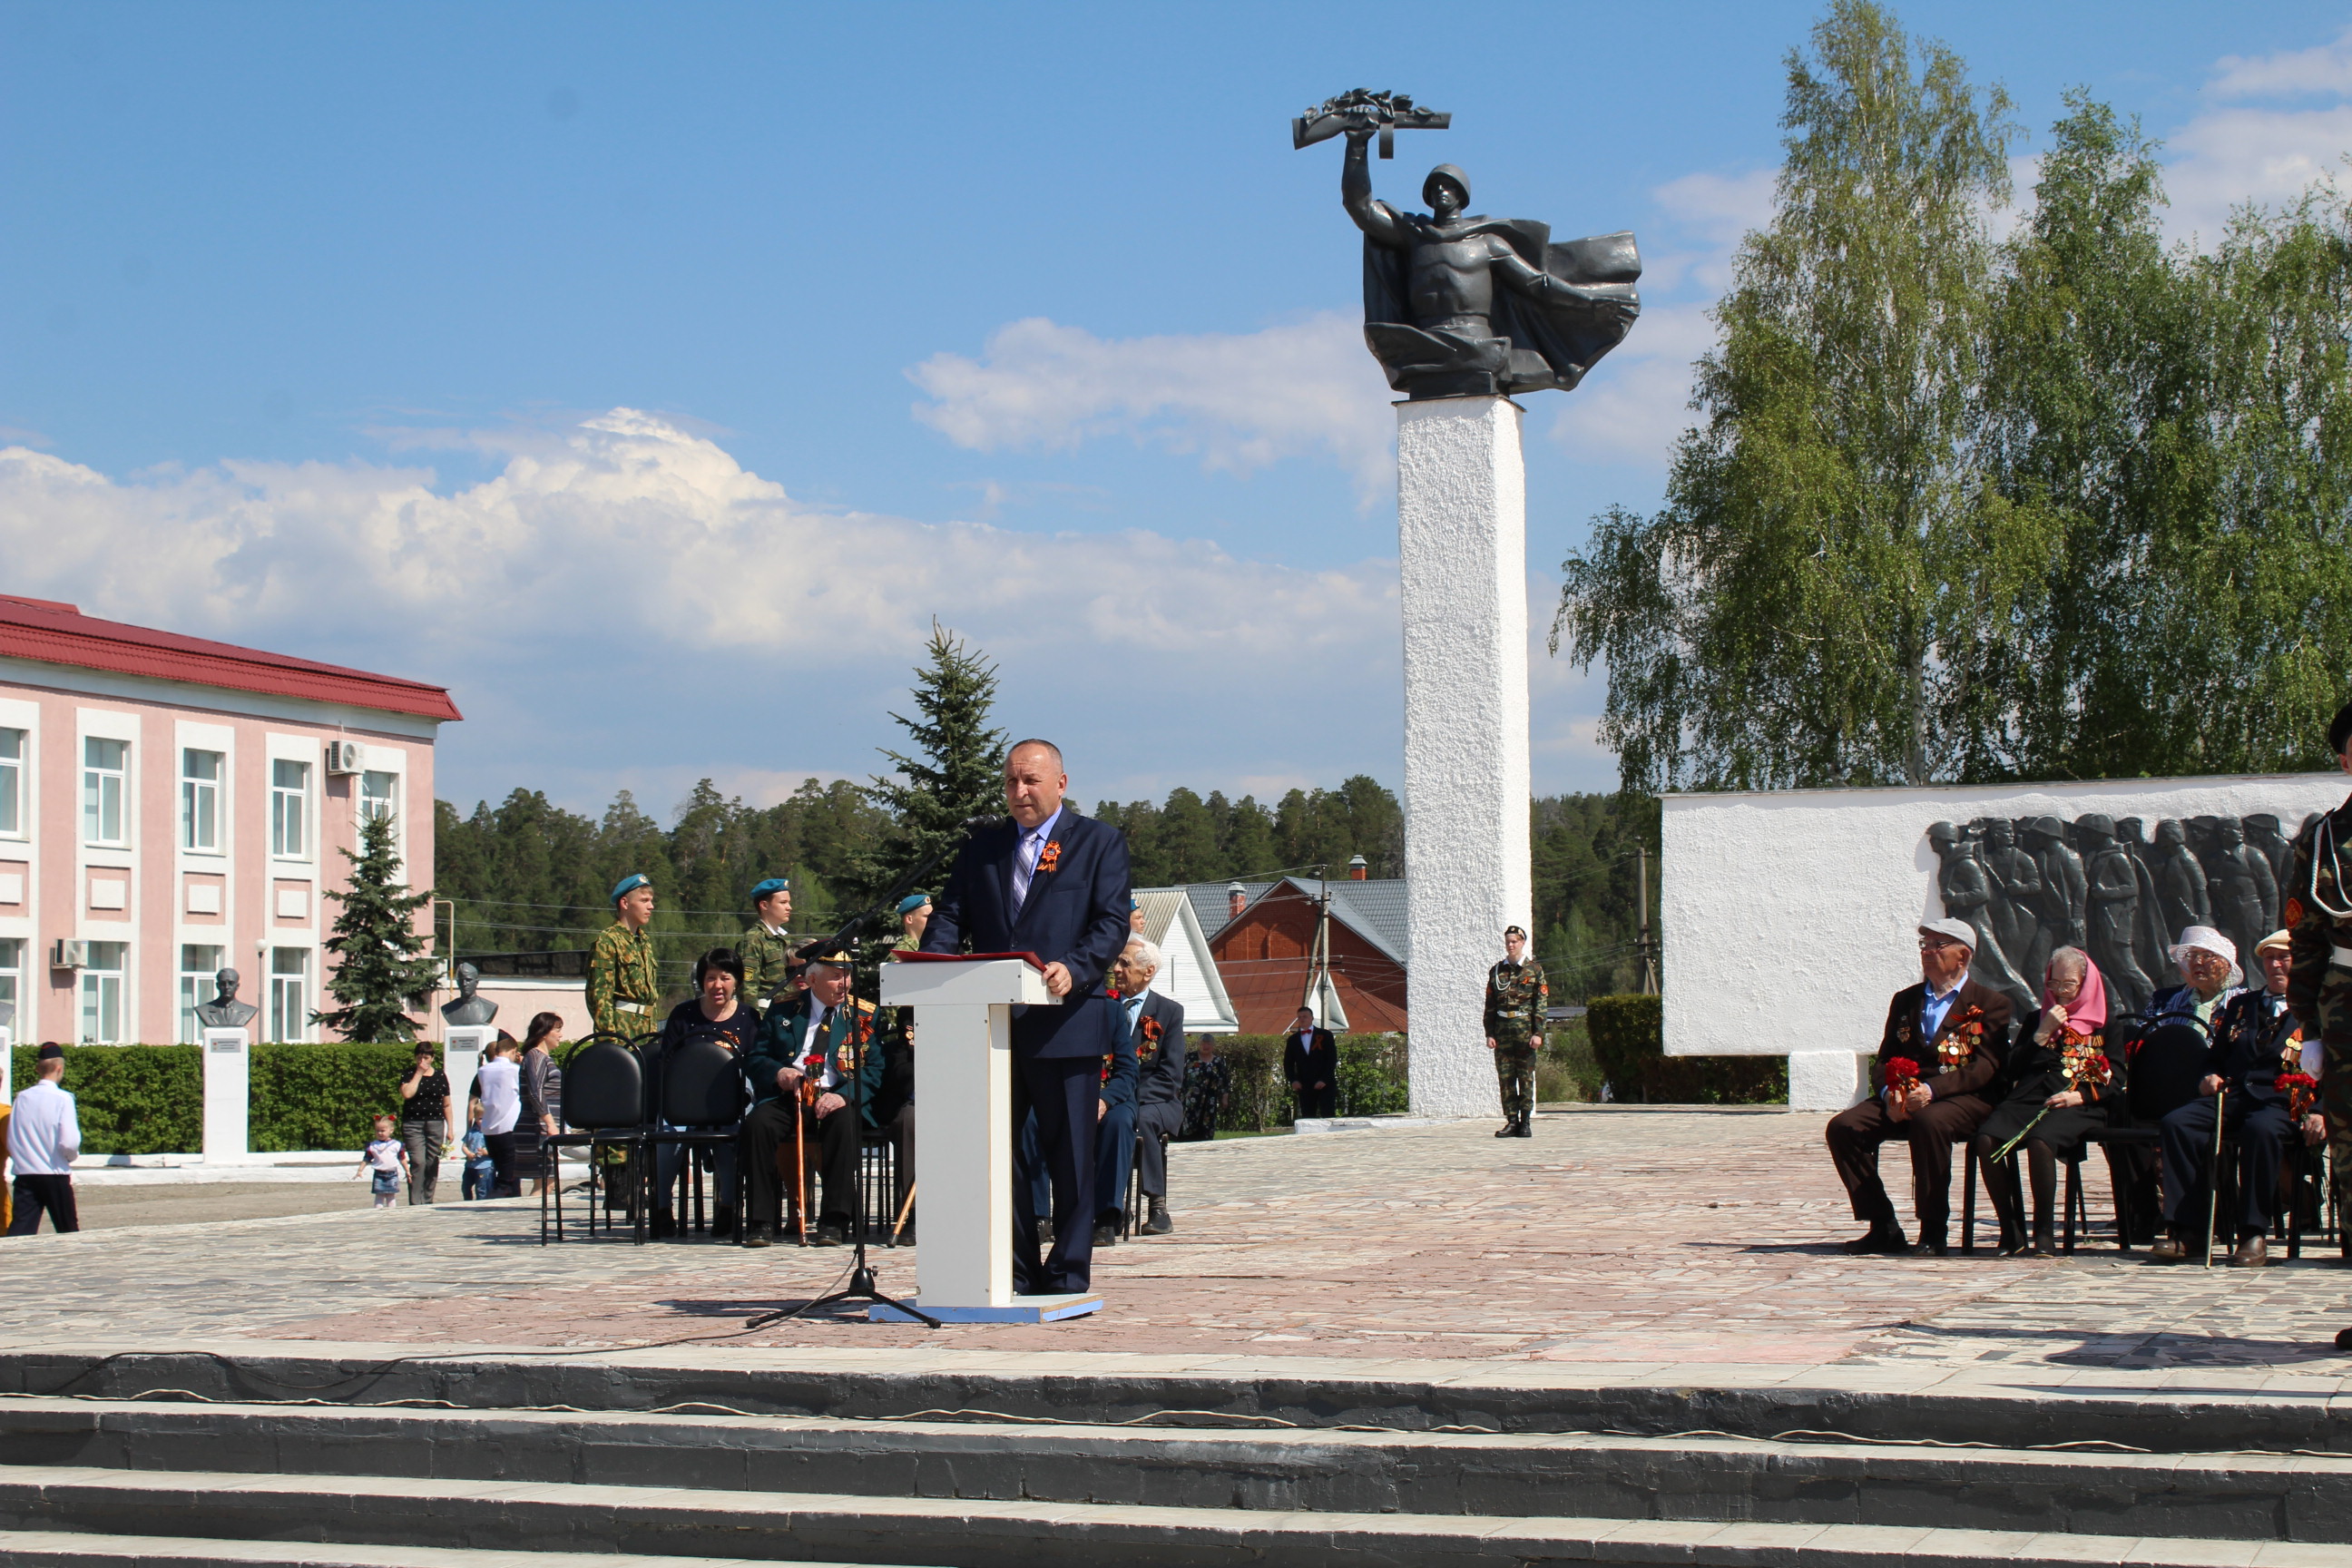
[444,1025,494,1127]
[1789,1052,1868,1112]
[1396,395,1531,1119]
[201,1028,252,1163]
[871,958,1098,1324]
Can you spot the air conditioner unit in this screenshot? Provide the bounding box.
[325,740,368,776]
[49,939,87,969]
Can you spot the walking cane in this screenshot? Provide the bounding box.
[792,1088,809,1246]
[891,1180,918,1243]
[2204,1084,2227,1269]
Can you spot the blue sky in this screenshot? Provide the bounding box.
[5,2,2350,817]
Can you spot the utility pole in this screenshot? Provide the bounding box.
[1301,864,1336,1024]
[1636,847,1659,995]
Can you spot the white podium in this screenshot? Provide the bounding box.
[202,1027,254,1164]
[444,1025,495,1129]
[870,956,1101,1323]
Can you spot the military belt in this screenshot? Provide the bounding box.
[2329,943,2352,969]
[613,1001,652,1016]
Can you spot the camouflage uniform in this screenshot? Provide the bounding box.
[1485,956,1549,1123]
[2284,790,2352,1207]
[740,924,796,1013]
[588,920,662,1041]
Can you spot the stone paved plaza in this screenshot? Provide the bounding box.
[5,1108,2349,1398]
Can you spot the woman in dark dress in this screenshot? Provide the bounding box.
[1972,946,2120,1257]
[650,948,760,1239]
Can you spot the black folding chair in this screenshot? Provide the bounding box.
[541,1034,648,1245]
[644,1033,748,1239]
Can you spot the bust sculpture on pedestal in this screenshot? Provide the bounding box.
[195,968,259,1030]
[440,962,499,1026]
[1302,89,1642,399]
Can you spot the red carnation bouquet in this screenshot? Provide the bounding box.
[1885,1056,1922,1098]
[2279,1070,2320,1119]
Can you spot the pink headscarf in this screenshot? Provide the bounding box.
[2045,950,2108,1035]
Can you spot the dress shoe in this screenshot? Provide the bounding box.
[1036,1218,1055,1248]
[1906,1237,1950,1259]
[812,1221,848,1248]
[1843,1227,1906,1255]
[742,1223,774,1249]
[1143,1198,1173,1235]
[2232,1233,2270,1269]
[2031,1226,2057,1259]
[2335,1326,2352,1352]
[649,1211,675,1240]
[710,1203,736,1240]
[2145,1237,2194,1263]
[1996,1224,2029,1258]
[1092,1221,1120,1248]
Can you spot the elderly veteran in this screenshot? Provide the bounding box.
[740,947,871,1247]
[1970,947,2122,1258]
[1825,916,2014,1256]
[2150,928,2313,1265]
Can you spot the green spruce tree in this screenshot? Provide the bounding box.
[857,622,1008,935]
[315,812,441,1042]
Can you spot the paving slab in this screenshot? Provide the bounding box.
[0,1112,2344,1414]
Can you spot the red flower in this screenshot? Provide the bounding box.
[1886,1056,1922,1091]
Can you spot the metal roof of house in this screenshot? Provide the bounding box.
[1178,875,1411,967]
[1132,888,1240,1034]
[1182,880,1274,940]
[0,595,462,721]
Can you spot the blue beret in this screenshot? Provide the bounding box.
[751,877,790,902]
[610,873,652,906]
[897,892,931,916]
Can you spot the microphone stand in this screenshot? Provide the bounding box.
[748,824,985,1331]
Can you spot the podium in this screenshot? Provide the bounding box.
[202,1027,254,1164]
[870,956,1102,1323]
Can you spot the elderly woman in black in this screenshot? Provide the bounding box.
[651,948,759,1240]
[1971,946,2119,1257]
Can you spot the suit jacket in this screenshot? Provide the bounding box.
[1282,1026,1339,1088]
[1872,978,2011,1102]
[921,807,1133,1058]
[1127,990,1186,1107]
[747,992,872,1110]
[1098,994,1142,1111]
[2204,988,2303,1109]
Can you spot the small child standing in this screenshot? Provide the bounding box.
[459,1104,495,1201]
[358,1115,408,1210]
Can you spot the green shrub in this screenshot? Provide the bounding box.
[250,1043,421,1152]
[1583,994,1787,1104]
[1204,1034,1406,1130]
[1537,1014,1604,1103]
[11,1044,201,1155]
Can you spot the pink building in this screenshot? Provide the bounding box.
[0,596,460,1044]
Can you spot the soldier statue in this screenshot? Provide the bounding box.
[1483,925,1548,1138]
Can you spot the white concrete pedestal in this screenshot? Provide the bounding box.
[201,1028,253,1164]
[1397,395,1531,1119]
[871,958,1098,1324]
[1789,1052,1868,1112]
[444,1025,494,1129]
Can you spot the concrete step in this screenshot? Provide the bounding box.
[5,1345,2343,1454]
[0,1466,2341,1568]
[0,1530,879,1568]
[2,1402,2349,1545]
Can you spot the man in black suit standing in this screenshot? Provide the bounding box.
[922,738,1133,1296]
[1283,1007,1339,1120]
[1096,936,1185,1242]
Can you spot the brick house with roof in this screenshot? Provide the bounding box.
[1198,875,1410,1034]
[0,595,459,1047]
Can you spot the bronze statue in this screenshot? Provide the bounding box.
[1302,90,1641,399]
[439,962,499,1026]
[1927,822,2034,1021]
[194,968,259,1030]
[2205,817,2278,965]
[2076,814,2153,1015]
[2151,818,2210,946]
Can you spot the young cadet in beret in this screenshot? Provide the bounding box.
[740,877,795,1014]
[588,874,662,1040]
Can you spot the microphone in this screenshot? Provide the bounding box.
[962,813,1007,830]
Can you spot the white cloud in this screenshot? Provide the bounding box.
[2211,29,2352,100]
[906,313,1396,499]
[0,410,1404,811]
[1545,301,1714,473]
[2161,104,2352,243]
[1651,169,1777,251]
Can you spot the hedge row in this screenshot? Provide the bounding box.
[12,1043,436,1155]
[1584,995,1788,1104]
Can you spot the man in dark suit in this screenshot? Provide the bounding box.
[1282,1007,1339,1120]
[1824,917,2014,1256]
[921,738,1133,1295]
[1095,936,1183,1242]
[740,949,871,1248]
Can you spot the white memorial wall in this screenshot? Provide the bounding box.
[1661,771,2349,1111]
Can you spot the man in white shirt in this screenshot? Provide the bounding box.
[8,1044,82,1235]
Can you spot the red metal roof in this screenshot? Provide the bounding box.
[0,596,462,722]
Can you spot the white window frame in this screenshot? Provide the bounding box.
[83,737,129,848]
[181,748,224,853]
[80,940,127,1044]
[177,942,227,1044]
[269,946,309,1042]
[0,727,23,839]
[359,769,397,827]
[270,758,311,860]
[0,936,22,1030]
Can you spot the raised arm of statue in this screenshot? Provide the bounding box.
[1341,129,1409,249]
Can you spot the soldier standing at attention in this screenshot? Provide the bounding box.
[589,874,662,1040]
[2285,698,2352,1348]
[1485,925,1547,1139]
[740,877,795,1014]
[893,893,932,956]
